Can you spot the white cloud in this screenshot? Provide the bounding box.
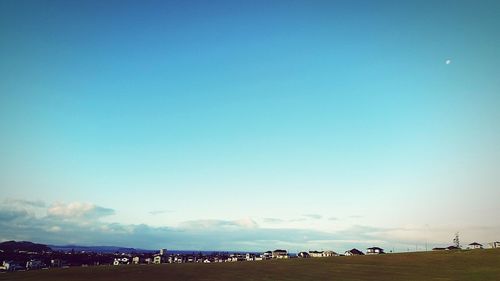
[3,198,46,208]
[262,217,285,223]
[179,218,258,230]
[303,214,322,220]
[47,202,114,219]
[1,199,499,252]
[47,226,62,233]
[234,218,258,228]
[148,210,172,215]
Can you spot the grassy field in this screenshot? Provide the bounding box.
[2,249,500,281]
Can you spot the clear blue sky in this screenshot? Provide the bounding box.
[1,0,499,252]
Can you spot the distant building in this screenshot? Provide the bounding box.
[322,250,337,257]
[272,249,289,259]
[432,247,446,251]
[489,241,500,249]
[446,246,460,250]
[262,251,273,259]
[113,257,130,266]
[173,256,184,263]
[232,254,246,262]
[366,247,385,255]
[245,253,254,261]
[50,259,63,268]
[132,256,140,264]
[344,249,364,256]
[1,261,10,271]
[26,259,45,270]
[3,261,19,271]
[468,242,483,250]
[309,251,324,258]
[153,255,162,264]
[160,249,167,256]
[297,252,310,258]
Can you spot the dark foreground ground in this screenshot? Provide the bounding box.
[2,249,500,281]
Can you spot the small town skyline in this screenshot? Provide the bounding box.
[2,238,499,273]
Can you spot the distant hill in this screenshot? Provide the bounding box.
[0,241,52,253]
[49,245,256,255]
[0,241,251,254]
[0,241,155,254]
[48,245,156,254]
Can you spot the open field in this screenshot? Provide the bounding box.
[2,249,500,281]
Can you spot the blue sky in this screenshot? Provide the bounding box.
[1,0,499,252]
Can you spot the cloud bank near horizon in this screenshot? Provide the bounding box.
[1,199,498,252]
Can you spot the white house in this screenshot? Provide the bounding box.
[0,261,12,271]
[2,261,12,271]
[308,251,324,258]
[468,242,483,249]
[262,251,273,259]
[153,255,162,264]
[245,253,254,261]
[132,256,140,264]
[272,249,289,259]
[366,247,385,255]
[323,250,337,257]
[344,249,364,256]
[489,241,500,248]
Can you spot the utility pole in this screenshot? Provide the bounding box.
[453,232,460,248]
[425,224,429,251]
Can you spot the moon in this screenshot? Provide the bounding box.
[445,59,452,65]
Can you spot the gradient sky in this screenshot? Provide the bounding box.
[1,0,499,252]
